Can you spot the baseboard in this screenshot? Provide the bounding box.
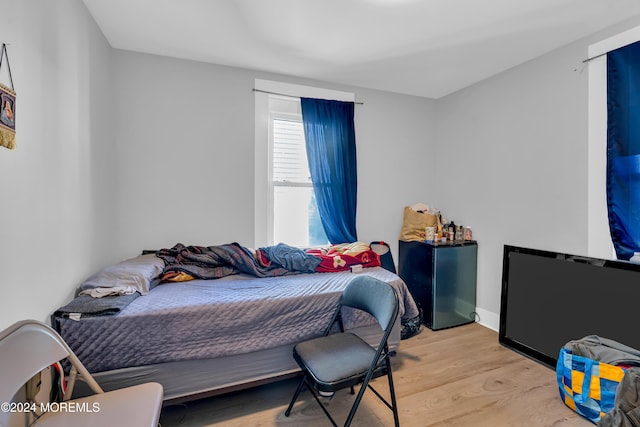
[475,307,499,332]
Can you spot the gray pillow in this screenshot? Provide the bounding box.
[80,254,165,295]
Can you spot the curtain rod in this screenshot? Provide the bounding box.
[252,88,364,105]
[582,51,608,64]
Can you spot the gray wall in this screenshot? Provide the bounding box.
[0,0,437,330]
[110,50,437,261]
[434,37,589,325]
[0,0,114,331]
[3,0,640,332]
[434,14,640,328]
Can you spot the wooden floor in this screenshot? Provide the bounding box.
[159,323,591,427]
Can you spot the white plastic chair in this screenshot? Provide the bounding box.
[0,319,163,426]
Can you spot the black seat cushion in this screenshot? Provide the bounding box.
[294,332,376,391]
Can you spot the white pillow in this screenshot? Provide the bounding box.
[79,254,165,295]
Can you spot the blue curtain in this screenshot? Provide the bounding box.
[300,98,357,244]
[607,40,640,260]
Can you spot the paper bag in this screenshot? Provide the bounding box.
[399,206,438,242]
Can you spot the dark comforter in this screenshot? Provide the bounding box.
[157,242,322,280]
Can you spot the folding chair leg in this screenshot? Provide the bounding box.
[284,375,307,417]
[344,387,366,426]
[306,380,339,427]
[344,374,374,427]
[386,358,400,427]
[346,358,400,427]
[286,375,339,426]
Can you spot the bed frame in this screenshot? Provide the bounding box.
[74,322,400,403]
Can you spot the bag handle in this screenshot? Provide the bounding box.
[0,43,15,90]
[558,348,596,405]
[574,356,595,404]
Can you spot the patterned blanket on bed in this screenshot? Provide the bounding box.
[157,242,382,281]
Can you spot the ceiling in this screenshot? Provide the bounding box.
[82,0,640,99]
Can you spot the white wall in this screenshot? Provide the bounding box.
[111,50,437,261]
[0,3,436,331]
[434,14,640,330]
[354,88,437,259]
[0,0,113,330]
[111,51,258,253]
[4,0,639,334]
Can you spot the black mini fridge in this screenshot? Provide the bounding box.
[398,240,477,330]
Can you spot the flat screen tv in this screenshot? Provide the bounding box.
[499,245,640,368]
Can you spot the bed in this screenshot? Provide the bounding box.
[52,243,419,403]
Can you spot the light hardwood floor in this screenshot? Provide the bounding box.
[159,323,592,427]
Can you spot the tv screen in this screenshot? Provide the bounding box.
[499,245,640,368]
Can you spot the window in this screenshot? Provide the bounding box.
[254,79,355,248]
[270,109,328,247]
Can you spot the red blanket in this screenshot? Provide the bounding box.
[306,247,381,272]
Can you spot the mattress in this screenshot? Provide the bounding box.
[55,267,418,374]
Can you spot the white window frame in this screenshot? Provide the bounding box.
[254,79,354,248]
[587,26,640,259]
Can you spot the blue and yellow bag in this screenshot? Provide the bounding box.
[556,347,626,423]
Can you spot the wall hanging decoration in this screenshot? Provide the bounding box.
[0,43,16,150]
